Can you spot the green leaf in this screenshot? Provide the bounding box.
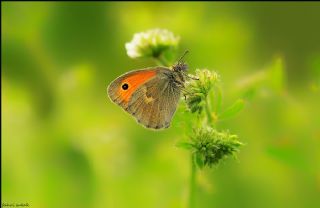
[242,87,257,101]
[266,57,285,93]
[218,99,245,120]
[176,141,194,150]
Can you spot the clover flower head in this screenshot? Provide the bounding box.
[125,28,180,59]
[185,69,220,114]
[191,126,243,168]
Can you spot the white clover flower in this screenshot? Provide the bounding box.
[125,28,180,59]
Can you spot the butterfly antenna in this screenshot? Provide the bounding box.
[177,50,189,64]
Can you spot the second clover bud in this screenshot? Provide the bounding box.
[185,69,220,114]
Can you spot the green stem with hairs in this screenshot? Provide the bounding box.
[189,153,196,208]
[154,54,170,67]
[205,96,213,125]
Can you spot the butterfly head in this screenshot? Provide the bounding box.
[172,62,188,72]
[172,50,189,72]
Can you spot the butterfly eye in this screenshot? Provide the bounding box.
[122,83,129,90]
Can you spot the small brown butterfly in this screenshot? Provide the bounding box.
[107,51,189,130]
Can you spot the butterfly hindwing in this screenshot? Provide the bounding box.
[128,68,181,129]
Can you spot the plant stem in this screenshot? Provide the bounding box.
[154,54,170,67]
[189,153,196,208]
[205,96,213,125]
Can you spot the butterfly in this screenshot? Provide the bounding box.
[107,51,190,130]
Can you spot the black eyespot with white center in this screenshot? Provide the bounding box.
[122,83,129,90]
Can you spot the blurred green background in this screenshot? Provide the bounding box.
[2,2,320,208]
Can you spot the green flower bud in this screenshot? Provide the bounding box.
[190,126,243,168]
[185,69,220,115]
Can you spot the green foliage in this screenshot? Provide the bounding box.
[176,141,195,150]
[237,56,287,102]
[218,99,245,121]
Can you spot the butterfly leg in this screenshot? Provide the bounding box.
[181,88,191,100]
[187,74,199,80]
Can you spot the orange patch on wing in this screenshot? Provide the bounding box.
[118,70,156,103]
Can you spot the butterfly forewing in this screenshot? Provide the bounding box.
[107,68,156,109]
